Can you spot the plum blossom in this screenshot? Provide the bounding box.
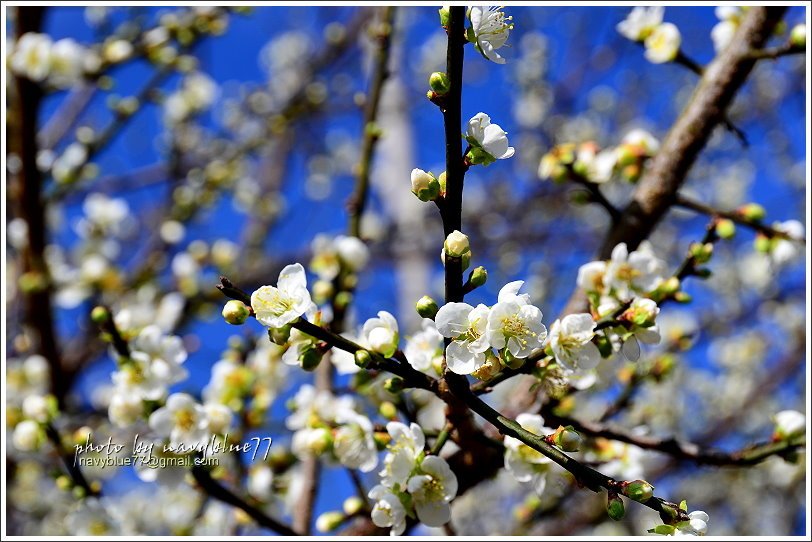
[547,313,601,372]
[674,510,710,536]
[148,393,211,449]
[406,455,458,526]
[11,32,53,82]
[368,485,406,535]
[465,112,515,164]
[711,7,744,52]
[435,302,490,374]
[504,413,554,495]
[333,410,379,472]
[486,282,547,359]
[404,319,444,377]
[380,421,425,488]
[773,410,805,440]
[468,6,514,64]
[644,22,681,64]
[617,7,664,41]
[251,263,313,328]
[770,220,805,266]
[604,242,667,300]
[362,311,400,358]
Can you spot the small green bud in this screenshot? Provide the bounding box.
[649,525,676,535]
[660,276,681,296]
[383,377,404,394]
[689,242,713,264]
[438,6,450,27]
[343,496,365,516]
[429,72,451,95]
[502,349,525,370]
[416,295,439,319]
[299,343,324,371]
[90,305,110,324]
[316,511,345,533]
[269,324,292,345]
[553,426,582,452]
[334,291,353,310]
[673,291,692,304]
[468,266,488,288]
[790,24,806,48]
[754,234,772,253]
[738,202,766,222]
[222,300,250,325]
[379,401,398,420]
[623,480,654,502]
[354,349,372,369]
[607,493,625,521]
[715,218,736,239]
[55,475,73,492]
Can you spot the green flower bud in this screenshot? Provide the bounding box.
[553,426,582,452]
[316,511,345,533]
[673,291,692,304]
[715,218,736,239]
[429,71,451,95]
[753,234,772,253]
[607,493,625,521]
[222,300,250,325]
[738,202,766,222]
[383,377,404,394]
[379,401,398,420]
[437,171,447,193]
[623,480,654,502]
[790,24,806,48]
[334,291,353,310]
[90,306,110,325]
[416,295,439,319]
[299,343,324,371]
[660,276,681,296]
[689,242,713,264]
[502,349,525,370]
[469,266,488,288]
[354,349,372,369]
[343,496,365,516]
[268,324,292,345]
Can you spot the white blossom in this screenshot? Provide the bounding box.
[548,313,600,372]
[13,420,43,451]
[773,410,805,439]
[644,22,681,64]
[404,318,444,376]
[466,112,515,162]
[673,510,710,536]
[622,128,660,155]
[617,7,664,41]
[108,392,144,427]
[487,282,547,359]
[770,220,805,266]
[362,311,399,358]
[406,455,458,527]
[711,6,744,52]
[11,32,53,82]
[334,410,379,472]
[251,263,313,329]
[435,302,490,374]
[380,421,425,488]
[369,485,406,535]
[504,413,554,495]
[577,260,607,293]
[604,242,667,300]
[468,6,513,64]
[148,393,211,449]
[49,38,85,88]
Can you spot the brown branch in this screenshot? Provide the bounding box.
[541,412,805,467]
[748,42,805,60]
[674,193,806,242]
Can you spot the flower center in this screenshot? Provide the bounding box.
[501,314,535,347]
[615,263,641,282]
[174,408,196,431]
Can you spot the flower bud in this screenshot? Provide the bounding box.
[411,168,441,202]
[90,305,110,324]
[607,493,625,521]
[502,349,525,370]
[416,295,439,319]
[623,298,659,328]
[437,171,447,193]
[623,480,654,502]
[465,146,494,166]
[429,72,451,95]
[753,234,772,253]
[383,376,404,394]
[312,279,334,303]
[299,343,324,371]
[715,218,736,239]
[660,276,681,296]
[468,266,488,288]
[268,324,292,345]
[438,6,450,27]
[615,143,641,168]
[56,475,73,492]
[354,349,373,369]
[552,425,582,452]
[373,431,391,448]
[738,202,766,222]
[444,230,470,258]
[379,401,398,420]
[773,410,805,440]
[316,511,345,533]
[222,300,250,325]
[790,24,806,48]
[343,496,365,516]
[689,242,713,264]
[674,291,692,303]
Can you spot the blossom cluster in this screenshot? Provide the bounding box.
[617,7,681,64]
[369,422,458,534]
